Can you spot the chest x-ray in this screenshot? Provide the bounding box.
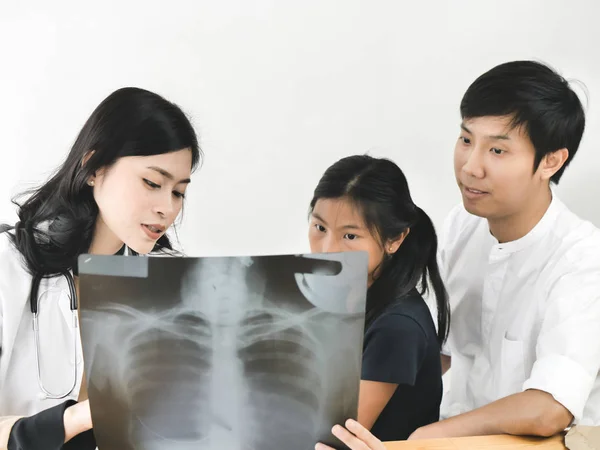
[78,252,367,450]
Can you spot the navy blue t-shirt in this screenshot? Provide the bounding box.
[362,289,442,441]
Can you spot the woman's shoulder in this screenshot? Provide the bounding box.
[0,231,33,308]
[0,231,33,284]
[0,231,23,269]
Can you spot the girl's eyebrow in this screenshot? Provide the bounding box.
[312,213,362,230]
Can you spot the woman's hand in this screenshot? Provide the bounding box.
[315,419,386,450]
[63,400,93,443]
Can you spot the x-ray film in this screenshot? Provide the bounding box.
[78,252,368,450]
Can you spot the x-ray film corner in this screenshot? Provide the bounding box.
[294,251,368,315]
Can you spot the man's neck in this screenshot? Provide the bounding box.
[488,189,552,244]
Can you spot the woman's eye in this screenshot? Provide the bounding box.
[315,224,326,232]
[491,148,504,155]
[144,179,160,189]
[173,191,185,199]
[344,234,357,241]
[460,136,471,145]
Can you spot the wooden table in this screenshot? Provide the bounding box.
[384,433,566,449]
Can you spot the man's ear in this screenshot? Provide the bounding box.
[539,148,569,181]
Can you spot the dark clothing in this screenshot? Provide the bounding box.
[362,290,443,441]
[8,400,96,450]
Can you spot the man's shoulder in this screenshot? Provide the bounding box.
[547,201,600,274]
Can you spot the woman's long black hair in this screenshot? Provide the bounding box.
[1,87,201,277]
[309,155,450,345]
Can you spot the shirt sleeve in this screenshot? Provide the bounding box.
[7,400,96,450]
[0,301,3,356]
[522,262,600,423]
[362,313,428,386]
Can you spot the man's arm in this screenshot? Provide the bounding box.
[409,389,572,439]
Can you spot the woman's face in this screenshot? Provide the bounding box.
[89,149,193,255]
[308,197,390,286]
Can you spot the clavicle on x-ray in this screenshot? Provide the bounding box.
[78,251,368,450]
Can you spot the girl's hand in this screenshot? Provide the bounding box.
[315,419,386,450]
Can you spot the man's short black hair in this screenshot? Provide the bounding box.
[460,60,585,184]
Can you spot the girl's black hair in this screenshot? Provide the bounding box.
[310,155,450,344]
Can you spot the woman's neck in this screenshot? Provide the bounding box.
[88,216,124,255]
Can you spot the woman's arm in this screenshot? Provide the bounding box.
[63,400,93,442]
[0,417,22,450]
[0,400,93,450]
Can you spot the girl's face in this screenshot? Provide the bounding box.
[89,149,193,255]
[309,198,403,286]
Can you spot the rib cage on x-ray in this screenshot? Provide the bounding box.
[79,253,367,450]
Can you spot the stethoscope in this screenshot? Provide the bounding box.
[29,270,79,399]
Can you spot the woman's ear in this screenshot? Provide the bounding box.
[386,228,410,255]
[81,150,95,168]
[81,150,97,185]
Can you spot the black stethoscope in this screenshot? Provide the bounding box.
[28,245,127,399]
[29,271,79,399]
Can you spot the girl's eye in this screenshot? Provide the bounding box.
[491,147,504,155]
[315,224,326,232]
[173,191,185,199]
[460,136,471,145]
[144,179,160,189]
[344,233,357,241]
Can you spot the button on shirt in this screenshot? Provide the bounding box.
[438,195,600,425]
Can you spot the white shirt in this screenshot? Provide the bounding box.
[439,195,600,425]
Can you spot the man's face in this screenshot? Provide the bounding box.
[453,115,542,221]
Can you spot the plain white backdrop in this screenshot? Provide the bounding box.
[2,0,599,403]
[2,1,599,258]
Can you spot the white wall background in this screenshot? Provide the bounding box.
[2,0,599,259]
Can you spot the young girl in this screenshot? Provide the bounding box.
[308,155,450,442]
[0,87,201,449]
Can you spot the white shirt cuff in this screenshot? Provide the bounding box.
[522,354,595,422]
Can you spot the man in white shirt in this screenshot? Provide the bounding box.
[315,60,600,450]
[411,60,600,438]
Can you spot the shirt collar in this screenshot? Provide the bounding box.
[489,191,563,255]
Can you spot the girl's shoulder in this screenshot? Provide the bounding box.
[373,290,437,340]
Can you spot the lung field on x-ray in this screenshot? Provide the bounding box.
[80,254,366,450]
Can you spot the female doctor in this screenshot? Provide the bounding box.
[0,86,201,449]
